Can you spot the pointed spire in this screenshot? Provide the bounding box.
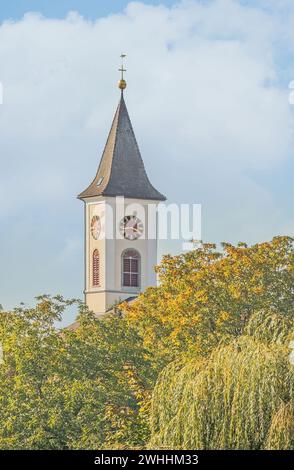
[78,92,166,201]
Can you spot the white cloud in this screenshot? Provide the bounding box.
[0,0,293,314]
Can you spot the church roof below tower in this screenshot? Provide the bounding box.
[78,93,166,201]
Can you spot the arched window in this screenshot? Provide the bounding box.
[93,249,100,287]
[122,249,140,288]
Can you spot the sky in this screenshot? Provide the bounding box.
[0,0,294,323]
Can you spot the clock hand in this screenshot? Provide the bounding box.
[125,227,139,233]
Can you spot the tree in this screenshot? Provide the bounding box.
[0,296,153,449]
[0,237,293,449]
[124,236,294,366]
[150,334,294,449]
[265,401,294,449]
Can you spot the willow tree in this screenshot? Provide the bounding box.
[265,401,294,449]
[150,334,294,450]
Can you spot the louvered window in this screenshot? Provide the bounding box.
[93,249,100,287]
[122,250,140,287]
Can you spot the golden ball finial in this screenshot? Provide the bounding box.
[118,79,127,90]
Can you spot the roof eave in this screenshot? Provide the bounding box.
[78,191,166,202]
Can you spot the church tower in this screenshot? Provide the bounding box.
[78,59,166,315]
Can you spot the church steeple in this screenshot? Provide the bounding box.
[78,59,166,316]
[78,60,166,201]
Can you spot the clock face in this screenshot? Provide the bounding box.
[120,215,143,240]
[91,215,101,240]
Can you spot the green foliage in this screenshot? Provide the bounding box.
[0,297,154,449]
[150,337,294,449]
[0,237,293,449]
[124,236,294,365]
[245,308,294,345]
[265,401,294,449]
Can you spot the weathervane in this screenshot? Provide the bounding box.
[118,53,127,91]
